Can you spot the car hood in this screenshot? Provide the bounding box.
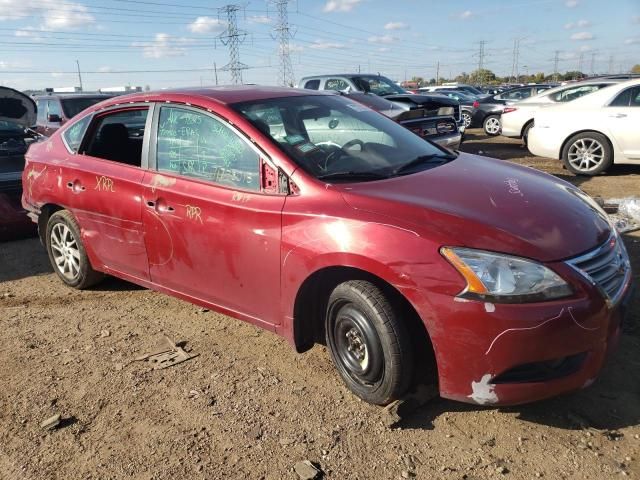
[0,86,36,129]
[338,153,611,262]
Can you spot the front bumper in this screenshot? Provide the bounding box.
[432,132,462,151]
[527,126,562,159]
[416,260,634,406]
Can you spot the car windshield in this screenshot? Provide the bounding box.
[61,97,109,119]
[232,94,455,182]
[349,75,406,96]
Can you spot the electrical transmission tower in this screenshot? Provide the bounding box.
[553,50,560,82]
[270,0,295,87]
[218,4,248,84]
[608,55,614,74]
[577,52,584,76]
[476,40,486,85]
[590,52,596,76]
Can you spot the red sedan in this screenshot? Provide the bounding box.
[22,86,633,406]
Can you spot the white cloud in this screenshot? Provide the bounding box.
[15,27,44,41]
[384,21,409,30]
[579,44,593,51]
[248,15,272,24]
[565,0,579,7]
[134,33,189,59]
[571,31,594,40]
[0,0,94,29]
[378,47,390,52]
[98,66,112,72]
[368,34,398,44]
[309,40,344,49]
[188,16,226,34]
[625,37,640,45]
[323,0,361,13]
[564,19,591,29]
[289,43,304,53]
[457,10,474,20]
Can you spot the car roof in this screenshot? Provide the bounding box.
[92,85,333,108]
[544,78,640,110]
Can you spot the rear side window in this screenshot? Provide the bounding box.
[304,79,320,90]
[84,108,149,166]
[47,100,62,119]
[324,78,350,91]
[551,85,601,102]
[156,106,260,191]
[62,115,91,153]
[36,100,46,124]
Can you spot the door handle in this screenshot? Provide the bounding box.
[146,199,174,213]
[146,200,156,208]
[608,113,627,118]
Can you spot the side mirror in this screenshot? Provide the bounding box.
[48,113,62,123]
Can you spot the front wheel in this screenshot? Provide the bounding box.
[325,280,413,405]
[461,111,472,129]
[561,132,613,176]
[46,210,104,289]
[483,115,501,136]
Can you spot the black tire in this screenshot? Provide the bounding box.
[561,132,613,176]
[461,111,472,129]
[46,210,104,289]
[483,115,501,136]
[522,121,533,146]
[325,280,413,405]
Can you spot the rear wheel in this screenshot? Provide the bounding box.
[325,280,413,405]
[46,210,104,289]
[461,111,472,129]
[483,115,501,136]
[561,132,613,176]
[522,121,533,146]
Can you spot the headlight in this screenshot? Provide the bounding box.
[441,247,573,303]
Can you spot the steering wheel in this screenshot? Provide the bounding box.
[342,139,365,151]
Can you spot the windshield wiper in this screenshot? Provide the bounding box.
[317,171,388,181]
[392,154,456,176]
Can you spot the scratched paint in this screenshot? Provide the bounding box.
[468,374,498,405]
[26,166,47,196]
[150,174,177,193]
[95,175,115,192]
[186,205,203,224]
[232,191,251,203]
[504,177,524,197]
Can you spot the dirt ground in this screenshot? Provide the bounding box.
[1,131,638,480]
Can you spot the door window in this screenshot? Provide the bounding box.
[611,87,640,107]
[551,84,601,102]
[324,78,350,92]
[83,108,149,167]
[47,100,62,121]
[499,88,531,101]
[304,79,320,90]
[156,106,260,191]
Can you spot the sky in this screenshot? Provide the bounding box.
[0,0,637,91]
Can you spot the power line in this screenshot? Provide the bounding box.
[270,0,295,87]
[218,4,249,84]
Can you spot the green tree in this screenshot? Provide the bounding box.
[632,64,640,74]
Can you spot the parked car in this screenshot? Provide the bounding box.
[34,93,113,137]
[297,74,463,130]
[24,86,633,407]
[0,86,38,240]
[421,84,487,98]
[343,91,461,150]
[528,79,640,175]
[471,84,555,135]
[422,89,479,129]
[502,80,619,145]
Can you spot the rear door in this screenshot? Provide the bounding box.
[606,86,640,159]
[60,105,153,280]
[141,104,286,326]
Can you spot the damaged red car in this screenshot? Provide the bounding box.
[23,87,634,406]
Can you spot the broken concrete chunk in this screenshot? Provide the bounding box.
[294,460,321,480]
[40,414,61,430]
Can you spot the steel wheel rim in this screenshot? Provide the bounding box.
[331,303,383,385]
[462,112,472,128]
[50,223,81,281]
[485,117,500,134]
[567,138,605,172]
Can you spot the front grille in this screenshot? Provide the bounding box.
[567,234,631,305]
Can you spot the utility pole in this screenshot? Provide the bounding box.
[553,50,560,82]
[218,4,248,85]
[510,39,518,83]
[608,55,614,74]
[476,40,486,85]
[590,52,596,76]
[270,0,295,87]
[76,60,83,91]
[213,61,219,85]
[577,52,584,77]
[435,60,440,85]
